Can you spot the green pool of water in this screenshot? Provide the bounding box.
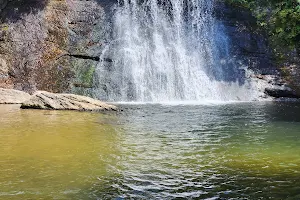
[0,102,300,199]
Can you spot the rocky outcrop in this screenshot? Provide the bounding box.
[0,88,31,104]
[265,88,300,99]
[217,0,300,99]
[0,0,106,94]
[215,1,277,76]
[279,64,300,97]
[214,1,300,99]
[21,91,117,111]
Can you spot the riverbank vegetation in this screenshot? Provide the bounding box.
[225,0,300,58]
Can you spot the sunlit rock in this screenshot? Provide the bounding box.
[21,91,117,111]
[0,88,31,104]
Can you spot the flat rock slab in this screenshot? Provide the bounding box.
[0,88,31,104]
[21,91,117,111]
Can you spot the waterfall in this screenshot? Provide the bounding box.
[94,0,264,102]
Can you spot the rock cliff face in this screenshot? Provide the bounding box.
[214,1,300,98]
[0,0,7,11]
[215,1,277,76]
[0,0,106,94]
[0,0,299,99]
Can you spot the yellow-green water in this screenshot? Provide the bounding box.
[0,105,119,199]
[1,102,300,199]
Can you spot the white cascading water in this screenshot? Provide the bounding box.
[94,0,265,102]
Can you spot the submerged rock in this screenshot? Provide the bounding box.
[21,91,117,111]
[0,88,31,104]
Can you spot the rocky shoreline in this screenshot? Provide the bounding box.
[1,87,300,109]
[0,88,117,111]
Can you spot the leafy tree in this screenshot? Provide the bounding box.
[226,0,300,53]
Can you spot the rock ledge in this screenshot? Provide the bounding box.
[0,88,31,104]
[21,91,117,111]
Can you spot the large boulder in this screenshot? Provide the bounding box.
[21,91,117,111]
[0,88,31,104]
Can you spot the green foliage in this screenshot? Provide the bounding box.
[226,0,300,53]
[80,65,95,86]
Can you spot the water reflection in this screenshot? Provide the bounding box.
[0,105,121,199]
[113,102,300,199]
[1,103,300,199]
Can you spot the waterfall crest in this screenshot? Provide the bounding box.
[94,0,263,102]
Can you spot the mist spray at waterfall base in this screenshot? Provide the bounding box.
[94,0,268,103]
